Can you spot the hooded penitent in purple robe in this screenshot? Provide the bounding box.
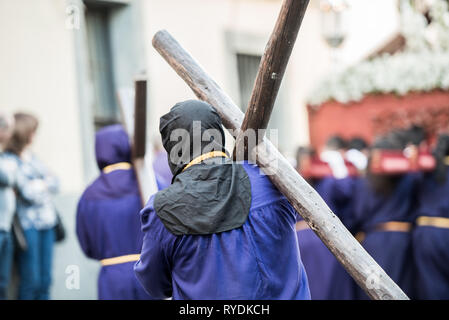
[412,169,449,299]
[412,136,449,301]
[134,100,310,300]
[76,125,151,300]
[325,176,361,300]
[296,178,335,300]
[296,176,358,300]
[351,174,419,299]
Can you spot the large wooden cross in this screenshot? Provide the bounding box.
[152,0,408,300]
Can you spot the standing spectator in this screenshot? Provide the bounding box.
[0,112,16,300]
[6,113,59,300]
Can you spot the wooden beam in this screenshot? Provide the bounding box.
[118,79,158,205]
[152,30,409,300]
[235,0,309,159]
[133,79,147,159]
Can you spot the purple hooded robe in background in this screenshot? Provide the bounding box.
[296,176,357,300]
[76,125,151,300]
[412,169,449,299]
[351,174,419,299]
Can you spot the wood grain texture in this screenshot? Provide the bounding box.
[235,0,309,159]
[133,79,147,159]
[152,29,409,300]
[118,79,158,205]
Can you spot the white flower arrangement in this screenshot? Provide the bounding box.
[308,0,449,106]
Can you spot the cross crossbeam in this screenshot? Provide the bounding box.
[234,0,308,160]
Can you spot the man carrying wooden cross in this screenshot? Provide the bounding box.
[134,100,311,300]
[136,0,408,300]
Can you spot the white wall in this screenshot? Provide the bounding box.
[142,0,400,157]
[0,0,99,300]
[0,0,85,194]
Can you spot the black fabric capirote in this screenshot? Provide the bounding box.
[159,100,226,181]
[155,100,252,235]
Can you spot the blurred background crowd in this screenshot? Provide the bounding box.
[0,0,448,299]
[294,128,449,300]
[0,112,61,299]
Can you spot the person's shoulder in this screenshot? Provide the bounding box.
[239,160,285,193]
[0,153,20,183]
[239,161,269,181]
[140,194,172,236]
[237,160,288,210]
[81,168,137,199]
[78,175,118,205]
[77,184,95,210]
[0,152,18,168]
[1,151,18,162]
[79,175,104,198]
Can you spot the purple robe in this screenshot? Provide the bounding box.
[412,169,449,299]
[152,151,173,190]
[134,161,311,300]
[326,177,359,300]
[351,174,419,299]
[76,125,151,300]
[296,177,357,300]
[296,227,334,300]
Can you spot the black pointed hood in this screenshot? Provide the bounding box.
[159,100,226,181]
[154,100,252,236]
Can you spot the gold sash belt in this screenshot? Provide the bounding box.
[182,151,229,172]
[416,216,449,229]
[373,221,412,233]
[100,254,140,266]
[102,162,132,174]
[355,221,412,243]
